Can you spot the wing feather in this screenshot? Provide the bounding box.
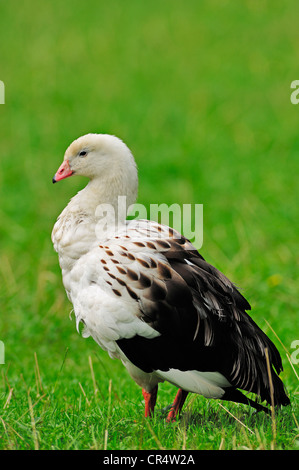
[107,220,287,405]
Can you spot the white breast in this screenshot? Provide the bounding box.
[52,206,161,359]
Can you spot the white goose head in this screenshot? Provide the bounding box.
[53,133,138,211]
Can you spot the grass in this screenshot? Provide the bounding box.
[0,350,297,450]
[0,0,298,450]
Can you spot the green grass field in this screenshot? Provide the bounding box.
[0,0,298,450]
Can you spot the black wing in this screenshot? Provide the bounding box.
[116,228,289,406]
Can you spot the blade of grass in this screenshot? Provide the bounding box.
[89,355,98,398]
[218,403,254,435]
[104,379,112,450]
[263,318,289,355]
[27,389,39,450]
[218,436,225,450]
[52,347,69,394]
[3,387,14,409]
[0,416,26,448]
[143,418,165,450]
[286,353,299,381]
[0,417,13,449]
[34,352,43,397]
[265,347,276,448]
[78,382,91,406]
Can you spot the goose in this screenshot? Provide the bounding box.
[52,133,289,421]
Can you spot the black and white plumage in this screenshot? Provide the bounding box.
[52,133,289,421]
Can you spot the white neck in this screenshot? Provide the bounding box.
[69,172,137,222]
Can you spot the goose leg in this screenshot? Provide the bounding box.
[142,385,158,417]
[166,388,189,422]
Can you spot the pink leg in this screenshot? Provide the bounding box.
[166,388,189,422]
[142,385,158,417]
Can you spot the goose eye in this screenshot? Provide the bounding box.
[79,150,88,157]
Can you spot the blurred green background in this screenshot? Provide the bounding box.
[0,0,298,449]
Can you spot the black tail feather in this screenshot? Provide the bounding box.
[222,388,271,414]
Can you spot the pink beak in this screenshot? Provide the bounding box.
[53,160,73,183]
